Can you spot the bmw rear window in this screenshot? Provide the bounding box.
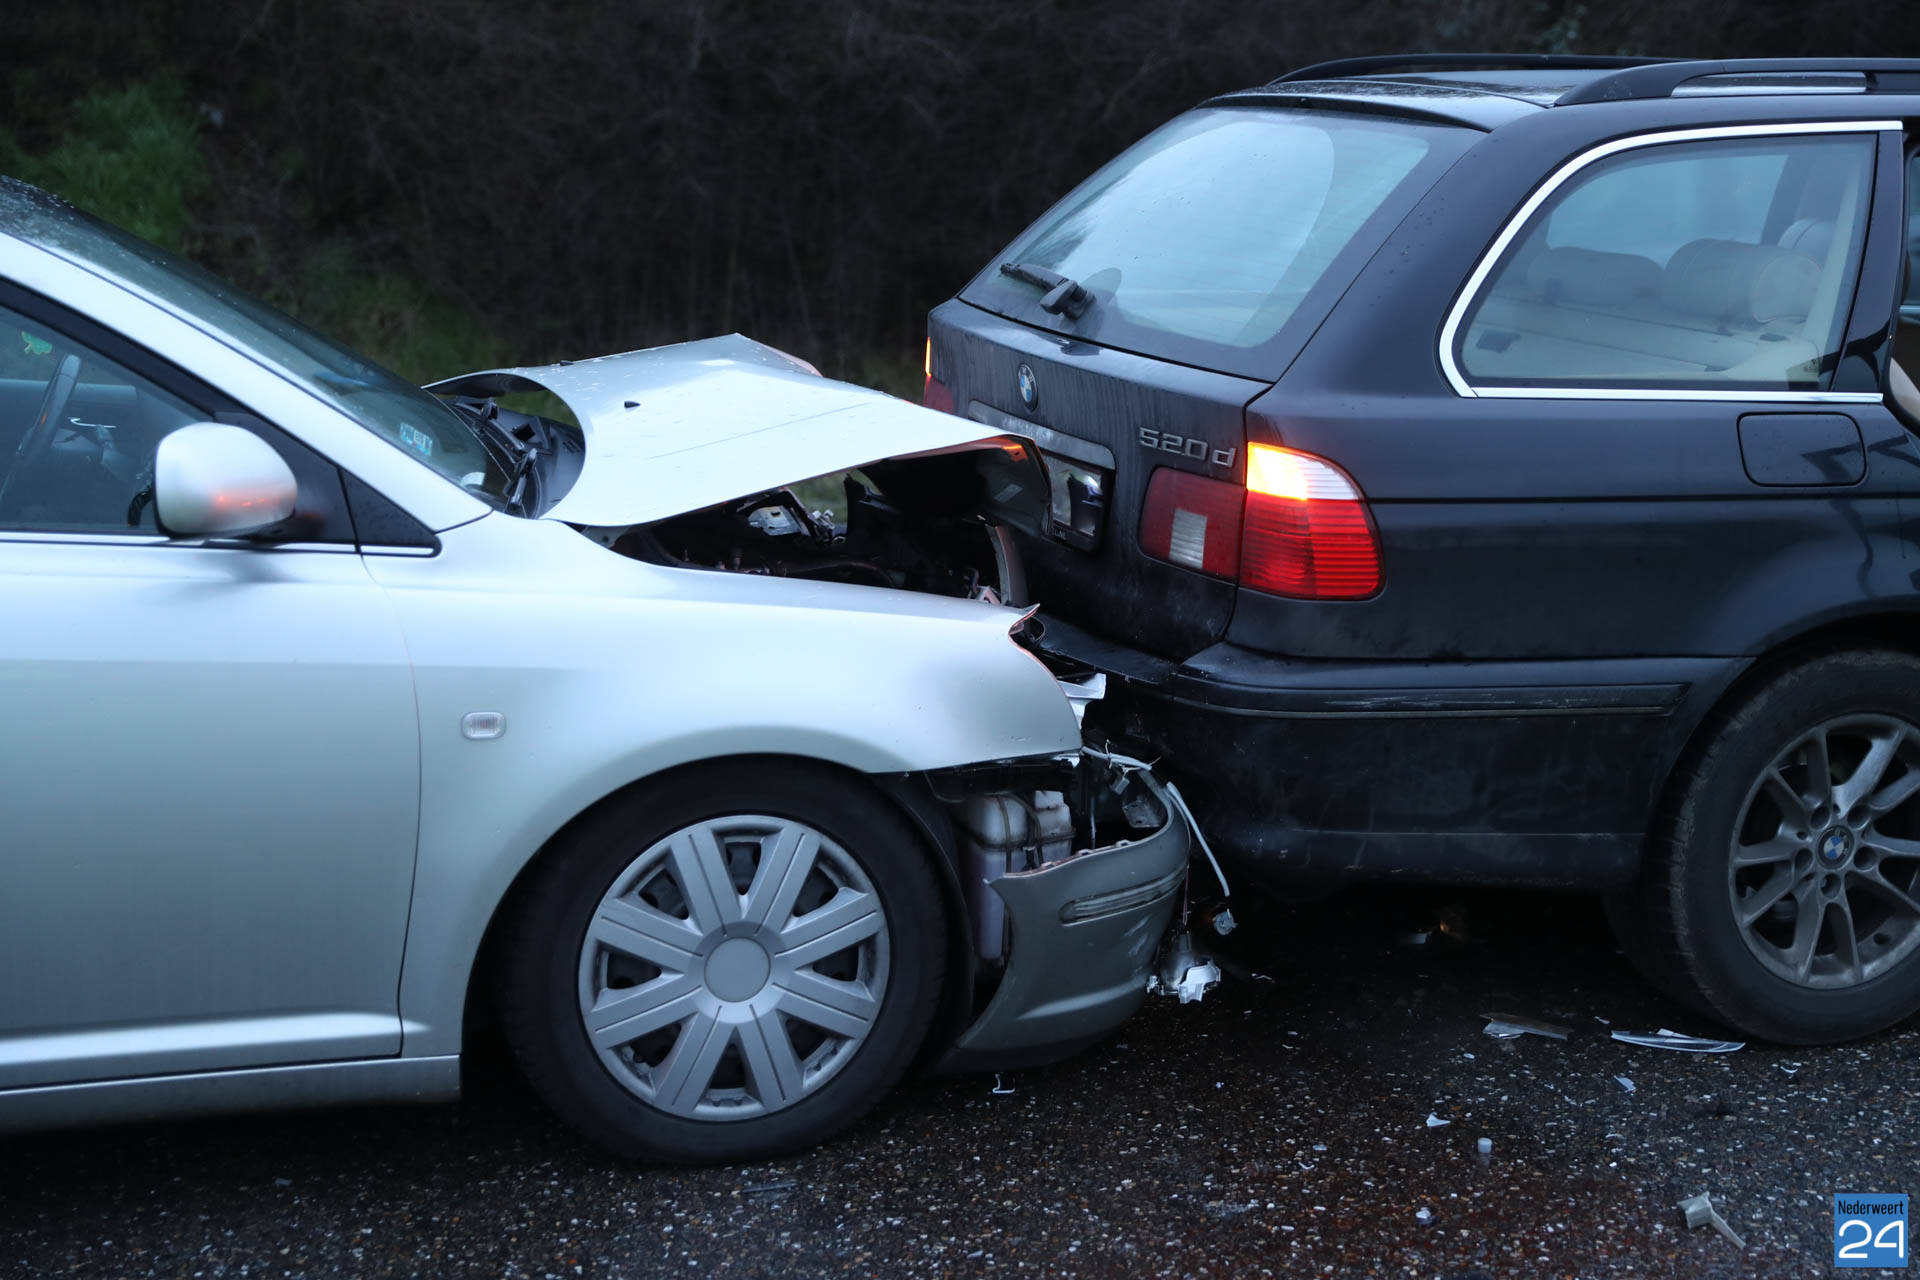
[962,106,1471,380]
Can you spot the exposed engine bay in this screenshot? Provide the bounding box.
[575,440,1044,606]
[594,477,1018,604]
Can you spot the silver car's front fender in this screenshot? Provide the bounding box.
[365,514,1080,1058]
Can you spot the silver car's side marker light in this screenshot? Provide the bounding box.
[461,711,506,740]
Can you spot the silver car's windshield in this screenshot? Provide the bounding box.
[0,181,509,506]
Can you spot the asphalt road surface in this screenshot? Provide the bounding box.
[4,885,1913,1278]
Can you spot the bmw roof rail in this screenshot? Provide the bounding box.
[1271,53,1672,86]
[1557,58,1920,105]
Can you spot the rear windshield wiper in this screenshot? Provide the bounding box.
[998,262,1093,320]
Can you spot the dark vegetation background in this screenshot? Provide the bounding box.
[4,1,1912,393]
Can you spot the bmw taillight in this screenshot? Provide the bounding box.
[1241,443,1381,598]
[1138,467,1242,580]
[1138,442,1381,600]
[923,338,955,414]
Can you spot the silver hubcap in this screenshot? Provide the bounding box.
[577,815,889,1120]
[1728,714,1920,988]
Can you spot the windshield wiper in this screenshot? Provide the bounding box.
[449,397,543,515]
[998,262,1093,319]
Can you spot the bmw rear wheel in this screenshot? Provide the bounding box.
[500,761,945,1162]
[1613,650,1920,1043]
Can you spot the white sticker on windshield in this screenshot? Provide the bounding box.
[399,423,434,458]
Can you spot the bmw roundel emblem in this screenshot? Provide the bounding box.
[1016,363,1038,411]
[1820,828,1853,863]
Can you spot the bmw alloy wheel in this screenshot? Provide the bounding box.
[1727,714,1920,989]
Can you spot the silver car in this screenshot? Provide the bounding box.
[0,179,1193,1162]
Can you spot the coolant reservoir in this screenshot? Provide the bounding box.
[957,794,1027,962]
[1032,790,1072,866]
[956,791,1078,962]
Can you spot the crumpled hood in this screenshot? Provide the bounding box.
[429,334,1008,526]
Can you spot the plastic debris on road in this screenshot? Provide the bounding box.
[1148,927,1222,1004]
[1612,1028,1745,1053]
[1614,1075,1635,1093]
[1481,1012,1571,1041]
[1210,906,1238,936]
[1414,1207,1434,1224]
[1678,1192,1747,1248]
[1425,1112,1450,1128]
[991,1074,1015,1095]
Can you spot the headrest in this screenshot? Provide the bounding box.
[1661,239,1820,325]
[1778,218,1835,263]
[1524,247,1663,307]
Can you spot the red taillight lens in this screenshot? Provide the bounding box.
[923,338,956,414]
[1138,467,1242,580]
[1240,443,1381,599]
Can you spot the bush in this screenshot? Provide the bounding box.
[0,79,205,253]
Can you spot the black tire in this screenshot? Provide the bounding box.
[498,760,947,1163]
[1612,650,1920,1044]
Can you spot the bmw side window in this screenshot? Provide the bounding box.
[1457,134,1877,392]
[0,302,199,531]
[1902,149,1920,325]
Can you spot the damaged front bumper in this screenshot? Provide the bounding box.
[937,760,1191,1073]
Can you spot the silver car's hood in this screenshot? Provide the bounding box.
[429,334,1007,526]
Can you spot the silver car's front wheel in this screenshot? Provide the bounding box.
[501,761,944,1163]
[577,815,891,1120]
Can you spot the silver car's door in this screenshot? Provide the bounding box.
[0,295,420,1087]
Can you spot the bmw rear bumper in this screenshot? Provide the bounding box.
[1023,615,1745,891]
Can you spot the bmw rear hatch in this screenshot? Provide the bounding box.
[928,102,1471,659]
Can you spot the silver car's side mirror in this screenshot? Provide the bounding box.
[153,423,298,538]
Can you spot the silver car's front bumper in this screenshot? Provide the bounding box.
[939,771,1190,1070]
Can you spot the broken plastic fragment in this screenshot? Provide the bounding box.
[1210,906,1238,936]
[1481,1013,1571,1041]
[1777,1062,1800,1076]
[1475,1138,1492,1155]
[1612,1029,1744,1053]
[1425,1112,1450,1128]
[991,1074,1015,1095]
[1174,960,1222,1003]
[1057,672,1107,728]
[1151,927,1221,1004]
[1678,1192,1746,1248]
[1414,1207,1433,1224]
[1614,1075,1635,1093]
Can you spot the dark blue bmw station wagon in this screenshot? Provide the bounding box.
[928,56,1920,1044]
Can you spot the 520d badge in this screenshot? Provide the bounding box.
[1139,427,1236,471]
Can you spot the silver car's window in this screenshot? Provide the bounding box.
[0,304,197,533]
[0,190,508,506]
[1457,134,1875,392]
